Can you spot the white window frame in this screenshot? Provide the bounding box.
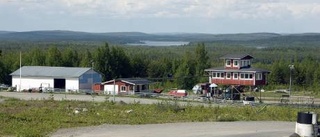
[226,59,231,67]
[256,73,262,80]
[226,73,231,79]
[212,72,225,79]
[233,73,238,79]
[233,60,239,67]
[241,60,245,67]
[120,85,126,92]
[240,73,253,80]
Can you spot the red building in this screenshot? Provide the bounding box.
[205,54,270,86]
[101,78,153,95]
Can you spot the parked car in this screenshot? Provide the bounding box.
[168,89,188,97]
[0,84,9,90]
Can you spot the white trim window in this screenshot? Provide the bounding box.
[226,73,231,79]
[233,73,238,79]
[120,86,126,92]
[212,72,225,79]
[233,60,239,67]
[256,73,262,80]
[240,73,253,80]
[226,60,231,67]
[212,72,216,78]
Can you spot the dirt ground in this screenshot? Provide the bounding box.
[50,121,295,137]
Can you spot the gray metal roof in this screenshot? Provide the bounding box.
[204,67,270,73]
[220,54,253,59]
[10,66,92,78]
[102,78,153,85]
[120,78,153,85]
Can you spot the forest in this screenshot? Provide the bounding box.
[1,33,320,94]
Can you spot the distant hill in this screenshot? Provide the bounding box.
[0,31,15,34]
[0,30,320,46]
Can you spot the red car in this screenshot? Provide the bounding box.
[168,89,188,97]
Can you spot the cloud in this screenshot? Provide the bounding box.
[2,0,320,19]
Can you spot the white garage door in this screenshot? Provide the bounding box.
[104,85,118,95]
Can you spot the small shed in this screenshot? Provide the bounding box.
[101,78,153,95]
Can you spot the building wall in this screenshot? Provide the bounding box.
[103,81,132,95]
[12,76,53,91]
[211,78,254,86]
[79,70,102,90]
[104,85,119,95]
[66,78,79,92]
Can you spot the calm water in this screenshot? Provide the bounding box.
[126,40,190,46]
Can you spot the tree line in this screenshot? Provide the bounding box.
[2,42,320,93]
[0,43,210,89]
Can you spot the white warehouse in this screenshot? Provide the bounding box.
[10,66,102,92]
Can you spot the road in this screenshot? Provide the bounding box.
[0,92,296,137]
[0,92,218,107]
[50,121,295,137]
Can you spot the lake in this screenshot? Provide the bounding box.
[126,40,190,46]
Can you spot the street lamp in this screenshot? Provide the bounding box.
[289,64,294,96]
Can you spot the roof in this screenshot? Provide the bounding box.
[204,67,270,73]
[220,54,253,60]
[102,78,153,85]
[10,66,92,78]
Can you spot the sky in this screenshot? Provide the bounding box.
[1,0,320,34]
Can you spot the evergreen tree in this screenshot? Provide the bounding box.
[45,46,62,66]
[175,51,196,89]
[62,47,79,67]
[79,49,92,67]
[195,43,210,82]
[30,48,45,66]
[130,54,149,77]
[94,43,112,81]
[110,46,132,78]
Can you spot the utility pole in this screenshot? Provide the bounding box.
[289,64,294,96]
[113,79,116,102]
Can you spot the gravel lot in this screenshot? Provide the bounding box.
[0,92,295,137]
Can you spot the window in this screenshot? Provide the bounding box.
[256,73,262,80]
[226,73,231,79]
[240,73,253,80]
[121,86,126,92]
[221,73,224,78]
[212,72,225,79]
[233,73,238,79]
[234,60,238,66]
[245,74,249,79]
[240,73,245,79]
[226,60,231,66]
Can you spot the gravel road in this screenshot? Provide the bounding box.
[0,92,216,106]
[0,92,296,137]
[50,121,295,137]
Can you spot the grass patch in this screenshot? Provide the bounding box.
[0,99,318,136]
